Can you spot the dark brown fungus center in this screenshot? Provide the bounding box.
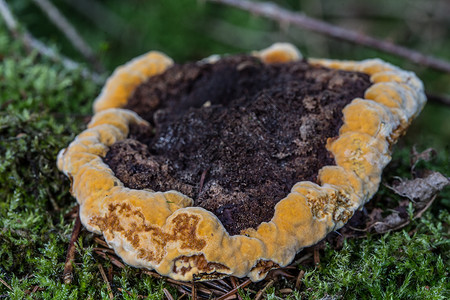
[103,55,372,235]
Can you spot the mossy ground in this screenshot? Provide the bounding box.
[1,1,449,299]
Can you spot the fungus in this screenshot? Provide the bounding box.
[58,43,426,281]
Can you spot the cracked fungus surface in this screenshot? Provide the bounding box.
[103,55,372,235]
[92,203,206,263]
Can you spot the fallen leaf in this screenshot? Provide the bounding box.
[373,212,404,233]
[390,171,449,202]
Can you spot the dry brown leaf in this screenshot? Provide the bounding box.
[390,171,449,202]
[373,212,405,233]
[372,170,449,234]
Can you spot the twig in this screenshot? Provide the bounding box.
[292,253,313,266]
[216,279,251,300]
[295,270,305,290]
[143,270,201,290]
[0,277,12,291]
[95,250,125,269]
[413,195,437,220]
[192,283,216,298]
[97,264,114,300]
[30,0,103,72]
[255,279,274,300]
[347,225,370,232]
[162,288,174,300]
[313,246,320,267]
[62,211,82,284]
[218,279,233,290]
[208,0,450,74]
[94,236,109,248]
[45,186,60,211]
[191,281,197,300]
[280,288,293,294]
[142,270,163,279]
[230,277,243,300]
[269,268,295,279]
[426,93,450,107]
[107,266,113,283]
[143,270,216,298]
[202,280,230,295]
[177,290,188,299]
[0,0,103,84]
[93,247,115,254]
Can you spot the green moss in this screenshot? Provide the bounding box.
[0,24,178,299]
[300,211,449,299]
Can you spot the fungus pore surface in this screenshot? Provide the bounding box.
[103,55,372,235]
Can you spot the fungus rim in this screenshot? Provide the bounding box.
[57,43,426,282]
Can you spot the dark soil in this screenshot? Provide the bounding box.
[104,55,371,235]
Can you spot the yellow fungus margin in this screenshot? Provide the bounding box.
[58,43,426,281]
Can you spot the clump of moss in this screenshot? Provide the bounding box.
[300,210,449,299]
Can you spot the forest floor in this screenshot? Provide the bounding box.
[0,8,449,298]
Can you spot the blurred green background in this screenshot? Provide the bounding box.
[9,0,450,149]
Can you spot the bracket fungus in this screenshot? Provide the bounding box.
[58,43,426,281]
